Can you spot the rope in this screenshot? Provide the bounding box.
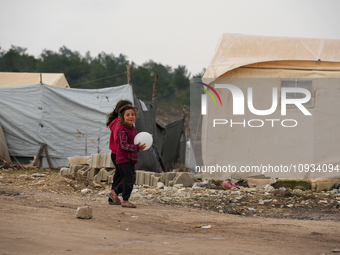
[71,71,128,87]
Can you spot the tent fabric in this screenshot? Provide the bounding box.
[0,81,187,171]
[0,123,10,161]
[0,83,133,167]
[134,95,162,173]
[201,33,340,179]
[203,33,340,82]
[162,117,186,169]
[0,72,70,88]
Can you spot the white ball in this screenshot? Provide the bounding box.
[134,132,153,151]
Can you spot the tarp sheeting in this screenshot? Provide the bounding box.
[0,123,10,161]
[162,117,186,169]
[0,72,70,88]
[0,83,133,167]
[134,95,162,172]
[0,82,186,172]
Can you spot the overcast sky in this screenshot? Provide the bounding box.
[1,0,340,76]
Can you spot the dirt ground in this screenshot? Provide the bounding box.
[1,168,340,255]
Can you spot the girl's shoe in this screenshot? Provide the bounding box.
[121,201,136,208]
[108,191,121,205]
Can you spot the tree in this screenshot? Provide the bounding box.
[0,45,37,72]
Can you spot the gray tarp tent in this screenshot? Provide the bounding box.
[0,82,187,172]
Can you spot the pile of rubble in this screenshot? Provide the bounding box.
[129,182,340,220]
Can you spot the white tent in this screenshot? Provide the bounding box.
[200,33,340,179]
[0,72,70,88]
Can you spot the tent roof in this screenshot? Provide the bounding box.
[203,33,340,81]
[0,72,70,88]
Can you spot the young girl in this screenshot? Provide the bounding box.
[112,105,146,208]
[106,99,132,205]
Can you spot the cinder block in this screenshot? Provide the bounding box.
[108,175,113,183]
[104,153,115,168]
[67,156,91,166]
[89,154,106,168]
[315,182,335,191]
[144,172,153,186]
[272,179,310,190]
[70,165,87,174]
[163,172,177,186]
[152,176,160,187]
[60,167,70,175]
[94,168,115,182]
[78,166,91,176]
[87,168,100,180]
[173,172,194,187]
[136,171,145,185]
[309,178,340,190]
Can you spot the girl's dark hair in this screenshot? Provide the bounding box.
[118,105,139,125]
[106,99,132,127]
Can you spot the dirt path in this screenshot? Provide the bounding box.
[0,189,339,255]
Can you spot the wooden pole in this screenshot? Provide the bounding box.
[33,144,44,167]
[44,144,53,169]
[182,105,186,119]
[40,73,43,84]
[152,74,159,99]
[126,60,131,85]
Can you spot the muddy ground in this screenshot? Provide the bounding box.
[1,167,340,255]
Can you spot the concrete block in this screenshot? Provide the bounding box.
[245,178,273,189]
[94,168,115,182]
[70,165,87,174]
[136,171,145,185]
[152,176,160,187]
[272,179,310,191]
[89,154,106,168]
[78,166,91,176]
[67,156,91,166]
[163,172,178,186]
[309,178,340,190]
[144,172,153,186]
[104,153,115,168]
[87,168,100,180]
[173,172,194,187]
[60,167,70,175]
[315,182,335,191]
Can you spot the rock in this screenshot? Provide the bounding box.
[146,194,154,199]
[75,205,92,219]
[81,188,92,195]
[60,168,70,176]
[318,200,328,204]
[157,182,165,189]
[31,173,45,178]
[173,184,184,189]
[286,204,294,208]
[161,197,172,202]
[186,189,193,198]
[264,184,275,192]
